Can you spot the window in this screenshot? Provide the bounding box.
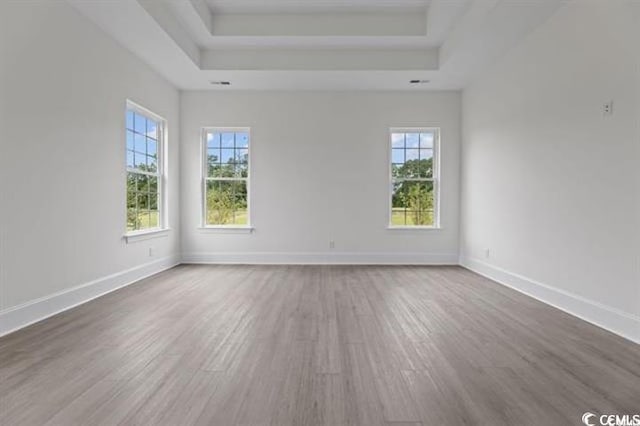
[126,101,165,233]
[389,129,439,228]
[203,129,250,227]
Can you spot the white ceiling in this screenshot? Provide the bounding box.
[68,0,566,91]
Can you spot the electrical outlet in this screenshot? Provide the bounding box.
[329,240,335,249]
[484,248,490,259]
[603,101,613,116]
[149,247,155,257]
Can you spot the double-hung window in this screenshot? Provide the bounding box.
[389,128,440,228]
[203,129,250,227]
[125,101,166,233]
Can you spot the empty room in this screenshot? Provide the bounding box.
[1,0,639,425]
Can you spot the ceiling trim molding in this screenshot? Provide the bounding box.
[200,48,439,71]
[67,0,566,90]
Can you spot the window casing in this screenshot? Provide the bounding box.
[389,128,440,228]
[125,101,166,233]
[202,128,250,227]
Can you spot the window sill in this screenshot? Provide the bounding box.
[198,226,254,234]
[124,228,170,243]
[387,226,443,231]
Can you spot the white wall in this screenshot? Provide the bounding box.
[181,91,461,263]
[0,2,180,325]
[460,0,640,341]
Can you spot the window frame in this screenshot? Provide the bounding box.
[124,100,168,239]
[201,127,252,230]
[388,127,441,230]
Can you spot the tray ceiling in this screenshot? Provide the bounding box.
[69,0,565,90]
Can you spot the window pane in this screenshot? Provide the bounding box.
[149,210,159,228]
[394,163,422,179]
[419,149,433,178]
[223,163,236,178]
[149,193,158,210]
[209,163,222,178]
[392,149,404,164]
[236,148,248,164]
[135,152,149,170]
[206,180,248,225]
[221,148,235,164]
[207,132,221,148]
[231,180,247,199]
[236,132,249,148]
[392,182,406,207]
[126,189,136,209]
[420,132,434,149]
[146,154,157,172]
[406,149,419,161]
[206,180,234,225]
[137,192,148,210]
[126,130,135,151]
[146,120,158,140]
[208,148,220,164]
[234,207,248,225]
[419,149,433,161]
[391,181,408,226]
[138,211,151,230]
[147,139,157,157]
[392,181,434,226]
[392,164,404,179]
[134,113,146,134]
[133,151,144,169]
[127,172,137,193]
[232,181,248,225]
[209,163,234,178]
[126,110,134,131]
[391,133,404,148]
[127,208,138,231]
[396,154,432,179]
[391,208,408,226]
[127,150,134,169]
[134,133,146,155]
[148,176,158,195]
[221,132,235,148]
[406,133,419,148]
[236,162,248,178]
[137,174,148,192]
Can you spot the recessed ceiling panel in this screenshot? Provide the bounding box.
[205,0,430,14]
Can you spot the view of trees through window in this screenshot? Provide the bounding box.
[205,130,249,226]
[126,107,162,232]
[391,131,437,227]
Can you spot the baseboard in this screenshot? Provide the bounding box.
[0,254,181,338]
[182,251,460,265]
[459,256,640,344]
[5,252,635,344]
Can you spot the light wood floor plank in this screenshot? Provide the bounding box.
[1,265,638,426]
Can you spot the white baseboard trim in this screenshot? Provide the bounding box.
[182,251,460,265]
[0,254,181,338]
[459,256,640,344]
[6,252,635,345]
